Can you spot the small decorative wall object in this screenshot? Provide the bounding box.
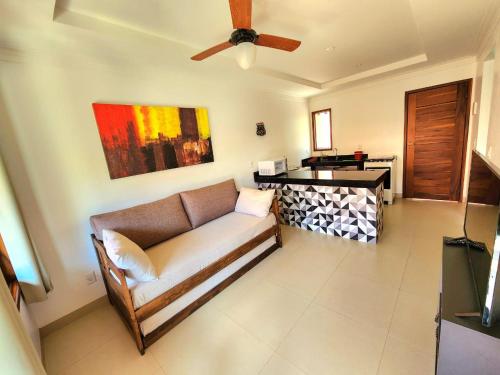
[92,103,214,179]
[256,122,266,136]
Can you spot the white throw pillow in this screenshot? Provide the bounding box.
[235,187,275,217]
[102,229,158,282]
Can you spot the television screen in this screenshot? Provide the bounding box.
[464,151,500,326]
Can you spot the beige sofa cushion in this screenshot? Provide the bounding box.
[180,179,238,228]
[128,211,276,309]
[90,194,192,249]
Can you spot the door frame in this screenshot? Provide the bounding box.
[402,78,473,201]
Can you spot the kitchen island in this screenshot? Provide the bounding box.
[254,169,386,243]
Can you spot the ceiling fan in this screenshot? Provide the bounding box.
[191,0,301,69]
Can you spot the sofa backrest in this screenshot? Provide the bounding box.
[180,179,238,228]
[90,193,192,249]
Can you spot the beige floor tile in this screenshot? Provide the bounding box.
[262,258,340,299]
[281,225,317,242]
[212,278,310,349]
[378,335,435,375]
[253,233,350,299]
[380,216,414,238]
[315,270,399,330]
[60,329,161,375]
[258,354,306,375]
[400,255,441,298]
[337,247,407,288]
[277,304,387,375]
[410,232,449,264]
[149,304,273,375]
[388,291,438,355]
[382,201,420,229]
[43,304,126,374]
[372,233,412,261]
[411,204,464,237]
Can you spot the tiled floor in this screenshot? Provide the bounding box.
[43,199,465,375]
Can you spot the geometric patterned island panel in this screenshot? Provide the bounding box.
[258,182,384,243]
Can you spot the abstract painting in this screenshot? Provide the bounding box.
[92,103,214,179]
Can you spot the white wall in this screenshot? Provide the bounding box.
[476,59,495,154]
[485,41,500,167]
[470,10,500,170]
[0,59,308,327]
[308,58,477,194]
[0,277,45,375]
[19,298,41,358]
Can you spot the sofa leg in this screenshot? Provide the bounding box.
[134,332,146,355]
[127,316,145,355]
[276,226,282,248]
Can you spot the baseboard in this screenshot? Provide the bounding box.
[39,295,108,338]
[394,193,403,198]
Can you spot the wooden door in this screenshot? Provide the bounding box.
[404,80,471,201]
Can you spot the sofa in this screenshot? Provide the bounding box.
[90,179,281,354]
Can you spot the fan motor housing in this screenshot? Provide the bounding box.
[230,29,258,45]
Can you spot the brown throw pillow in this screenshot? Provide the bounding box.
[180,179,238,228]
[90,193,192,249]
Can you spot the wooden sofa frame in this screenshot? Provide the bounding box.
[91,198,282,354]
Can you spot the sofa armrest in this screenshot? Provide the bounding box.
[91,235,128,290]
[91,234,145,354]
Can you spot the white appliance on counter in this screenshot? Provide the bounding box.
[364,156,397,204]
[258,157,287,176]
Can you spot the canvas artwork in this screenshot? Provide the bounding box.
[92,103,214,179]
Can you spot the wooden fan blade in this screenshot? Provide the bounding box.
[191,41,233,61]
[229,0,252,29]
[255,34,301,52]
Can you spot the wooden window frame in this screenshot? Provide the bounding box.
[311,108,333,151]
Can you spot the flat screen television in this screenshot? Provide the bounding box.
[463,150,500,327]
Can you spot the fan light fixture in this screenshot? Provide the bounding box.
[236,42,256,69]
[190,0,301,68]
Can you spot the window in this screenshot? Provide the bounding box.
[311,109,332,151]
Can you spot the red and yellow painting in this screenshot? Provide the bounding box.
[92,103,214,179]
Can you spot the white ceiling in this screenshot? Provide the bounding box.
[49,0,500,88]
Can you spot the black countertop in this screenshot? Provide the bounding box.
[301,154,367,170]
[254,169,387,188]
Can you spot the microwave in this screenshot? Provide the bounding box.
[258,158,287,176]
